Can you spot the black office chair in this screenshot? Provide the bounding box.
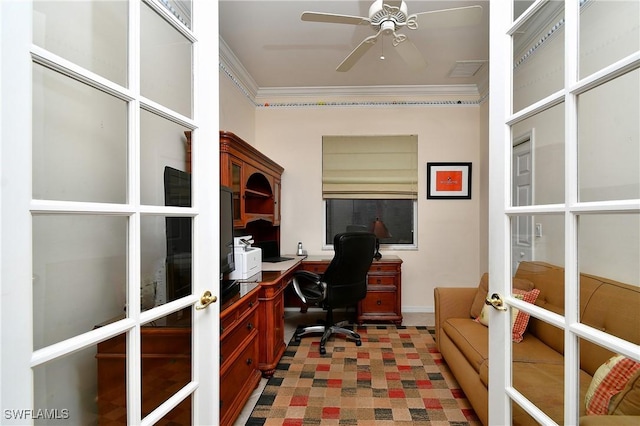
[291,232,376,354]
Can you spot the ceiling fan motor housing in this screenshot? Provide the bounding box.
[369,0,408,26]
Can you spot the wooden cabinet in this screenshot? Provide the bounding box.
[95,284,261,426]
[220,131,284,229]
[254,270,293,377]
[359,257,403,325]
[298,256,403,325]
[96,314,192,425]
[220,284,261,426]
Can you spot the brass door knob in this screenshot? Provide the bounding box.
[196,290,217,310]
[485,293,508,311]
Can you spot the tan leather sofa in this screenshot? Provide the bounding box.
[434,261,640,425]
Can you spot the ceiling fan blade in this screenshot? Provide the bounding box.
[393,38,427,70]
[336,33,379,72]
[413,5,483,29]
[301,11,370,25]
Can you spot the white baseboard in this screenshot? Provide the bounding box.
[284,306,435,314]
[401,306,435,314]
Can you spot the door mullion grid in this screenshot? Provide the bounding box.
[127,0,143,424]
[563,1,580,425]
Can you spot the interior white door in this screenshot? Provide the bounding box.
[0,1,220,424]
[490,1,639,425]
[511,139,533,275]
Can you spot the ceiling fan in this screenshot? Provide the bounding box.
[301,0,483,72]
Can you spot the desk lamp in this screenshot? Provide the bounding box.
[371,217,391,260]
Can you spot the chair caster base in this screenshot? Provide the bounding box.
[294,324,363,354]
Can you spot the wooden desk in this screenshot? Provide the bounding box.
[247,256,304,377]
[220,282,261,426]
[300,255,403,325]
[239,254,402,378]
[95,283,261,426]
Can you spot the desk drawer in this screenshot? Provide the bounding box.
[369,263,399,273]
[220,310,257,368]
[221,292,259,335]
[301,263,328,274]
[367,275,396,286]
[220,334,259,422]
[361,290,397,314]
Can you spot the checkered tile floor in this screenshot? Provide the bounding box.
[245,325,480,425]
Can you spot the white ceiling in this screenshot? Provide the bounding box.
[218,1,491,92]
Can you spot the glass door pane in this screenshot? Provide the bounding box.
[513,1,565,113]
[511,102,565,206]
[579,0,640,79]
[32,215,128,350]
[140,2,193,118]
[32,64,128,204]
[33,1,128,86]
[577,69,640,202]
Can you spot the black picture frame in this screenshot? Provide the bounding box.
[426,162,472,199]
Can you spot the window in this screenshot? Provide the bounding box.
[322,135,417,247]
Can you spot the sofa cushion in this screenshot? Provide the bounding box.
[512,362,593,424]
[609,369,640,415]
[462,333,565,390]
[469,273,534,319]
[512,334,565,365]
[580,276,640,376]
[585,355,640,415]
[442,318,488,373]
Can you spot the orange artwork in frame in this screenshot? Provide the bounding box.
[427,162,472,199]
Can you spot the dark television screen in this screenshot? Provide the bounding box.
[220,186,235,276]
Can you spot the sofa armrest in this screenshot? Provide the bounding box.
[434,287,477,352]
[580,416,640,425]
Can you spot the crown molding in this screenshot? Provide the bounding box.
[254,84,480,101]
[219,36,259,100]
[219,36,486,106]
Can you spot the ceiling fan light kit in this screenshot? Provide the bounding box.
[301,0,483,72]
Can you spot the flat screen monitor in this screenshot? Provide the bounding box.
[164,167,192,302]
[220,185,235,277]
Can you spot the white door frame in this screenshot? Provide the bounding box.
[0,1,220,424]
[1,0,35,418]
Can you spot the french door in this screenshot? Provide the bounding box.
[1,1,220,424]
[489,1,639,425]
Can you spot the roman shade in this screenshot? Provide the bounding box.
[322,135,418,199]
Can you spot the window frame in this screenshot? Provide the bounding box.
[322,199,418,250]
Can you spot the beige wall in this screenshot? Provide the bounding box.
[219,72,257,143]
[221,76,489,311]
[259,105,486,310]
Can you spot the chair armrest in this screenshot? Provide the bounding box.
[434,287,477,351]
[292,270,326,305]
[294,270,321,282]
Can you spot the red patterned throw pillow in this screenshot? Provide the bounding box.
[511,288,540,343]
[586,355,640,415]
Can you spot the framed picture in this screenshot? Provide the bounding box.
[427,162,472,199]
